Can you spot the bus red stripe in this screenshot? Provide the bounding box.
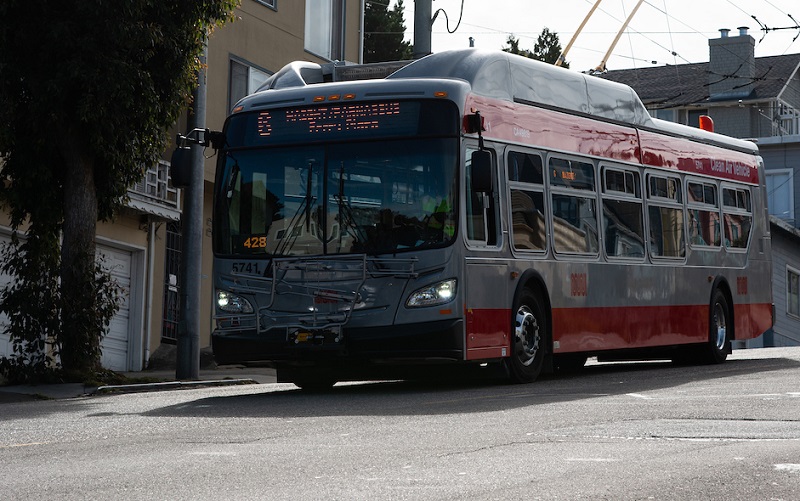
[465,303,772,359]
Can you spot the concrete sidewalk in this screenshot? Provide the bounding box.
[0,365,278,404]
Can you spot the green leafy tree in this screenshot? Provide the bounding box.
[364,0,413,62]
[0,0,237,382]
[503,28,569,68]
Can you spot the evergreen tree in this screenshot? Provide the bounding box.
[503,35,535,59]
[364,0,413,62]
[503,28,569,69]
[533,27,566,66]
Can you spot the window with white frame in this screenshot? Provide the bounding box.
[305,0,345,61]
[788,266,800,318]
[229,59,270,111]
[766,169,794,223]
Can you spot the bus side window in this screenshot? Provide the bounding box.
[466,147,498,246]
[647,174,685,259]
[549,156,599,255]
[602,166,644,259]
[687,180,721,248]
[722,186,752,249]
[508,151,546,252]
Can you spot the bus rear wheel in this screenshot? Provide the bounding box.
[703,289,731,364]
[508,288,546,383]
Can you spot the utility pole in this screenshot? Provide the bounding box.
[413,0,433,59]
[176,44,206,381]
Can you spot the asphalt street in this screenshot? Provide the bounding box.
[1,347,799,500]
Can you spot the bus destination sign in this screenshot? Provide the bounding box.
[224,99,458,148]
[257,102,402,137]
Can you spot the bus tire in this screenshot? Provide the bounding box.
[508,288,546,383]
[703,289,731,364]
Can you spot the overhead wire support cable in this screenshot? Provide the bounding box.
[432,0,465,34]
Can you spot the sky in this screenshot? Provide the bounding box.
[395,0,800,72]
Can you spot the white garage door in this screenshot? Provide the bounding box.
[0,234,134,372]
[97,244,133,372]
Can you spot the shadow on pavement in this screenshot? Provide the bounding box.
[141,356,800,419]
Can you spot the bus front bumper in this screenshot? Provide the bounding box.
[211,319,464,366]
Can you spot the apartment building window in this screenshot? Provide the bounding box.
[254,0,277,9]
[778,101,798,135]
[305,0,345,61]
[766,169,794,223]
[788,266,800,318]
[229,59,270,111]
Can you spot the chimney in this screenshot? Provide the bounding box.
[708,26,755,100]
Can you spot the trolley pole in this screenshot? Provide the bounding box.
[413,0,433,59]
[176,45,206,381]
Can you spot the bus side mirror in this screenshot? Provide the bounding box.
[170,128,223,188]
[471,150,493,193]
[170,146,193,188]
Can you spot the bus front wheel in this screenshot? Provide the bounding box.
[508,288,546,383]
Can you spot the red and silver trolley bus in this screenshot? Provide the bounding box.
[209,50,772,388]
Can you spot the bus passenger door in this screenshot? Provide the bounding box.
[464,144,509,360]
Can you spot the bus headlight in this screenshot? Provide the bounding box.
[406,279,456,308]
[217,290,254,314]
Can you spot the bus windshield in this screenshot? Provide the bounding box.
[214,138,458,257]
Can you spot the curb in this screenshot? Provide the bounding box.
[92,378,259,395]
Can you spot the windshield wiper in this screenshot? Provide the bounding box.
[226,159,240,204]
[274,161,316,256]
[333,162,369,250]
[225,153,241,207]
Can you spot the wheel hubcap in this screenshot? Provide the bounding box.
[515,305,540,367]
[713,302,727,350]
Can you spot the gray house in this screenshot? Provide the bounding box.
[602,27,800,347]
[766,216,800,346]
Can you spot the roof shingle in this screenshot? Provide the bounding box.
[600,54,800,109]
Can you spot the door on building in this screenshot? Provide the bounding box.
[0,232,140,372]
[161,221,181,344]
[97,243,135,372]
